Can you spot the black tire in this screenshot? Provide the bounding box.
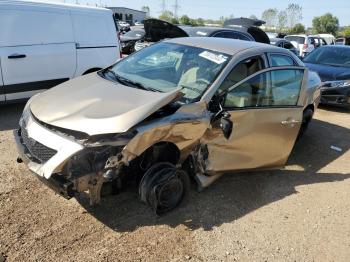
[298,108,314,139]
[139,162,190,215]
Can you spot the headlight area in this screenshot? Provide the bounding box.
[321,80,350,106]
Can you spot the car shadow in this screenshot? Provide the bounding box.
[318,104,350,113]
[77,118,350,232]
[0,103,25,131]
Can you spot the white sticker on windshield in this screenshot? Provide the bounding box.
[199,51,228,64]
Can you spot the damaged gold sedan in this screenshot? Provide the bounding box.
[14,38,321,214]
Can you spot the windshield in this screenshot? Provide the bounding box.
[181,27,209,37]
[304,47,350,67]
[123,30,145,38]
[285,36,305,44]
[106,42,231,103]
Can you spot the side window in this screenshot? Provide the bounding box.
[219,56,264,92]
[213,32,226,38]
[284,42,294,50]
[270,54,295,67]
[223,69,304,108]
[270,69,303,106]
[228,32,251,41]
[213,31,251,41]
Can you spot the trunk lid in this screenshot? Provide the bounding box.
[143,19,189,42]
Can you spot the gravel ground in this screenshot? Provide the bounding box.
[0,104,349,261]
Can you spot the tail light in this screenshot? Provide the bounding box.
[303,44,308,50]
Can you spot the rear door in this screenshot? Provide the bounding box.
[203,67,305,173]
[0,7,76,101]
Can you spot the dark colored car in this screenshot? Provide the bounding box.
[304,45,350,107]
[120,29,145,54]
[336,37,350,46]
[134,18,270,51]
[270,38,298,56]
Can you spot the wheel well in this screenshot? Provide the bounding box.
[82,68,102,75]
[127,142,181,181]
[304,104,314,113]
[145,142,181,165]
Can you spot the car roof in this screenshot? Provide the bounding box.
[180,26,246,35]
[165,37,284,55]
[319,45,350,49]
[286,34,307,38]
[0,0,110,13]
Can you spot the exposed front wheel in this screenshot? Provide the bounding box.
[139,162,190,215]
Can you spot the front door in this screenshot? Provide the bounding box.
[202,67,305,173]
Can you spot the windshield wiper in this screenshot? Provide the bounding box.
[103,69,159,92]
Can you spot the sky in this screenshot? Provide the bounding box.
[44,0,350,27]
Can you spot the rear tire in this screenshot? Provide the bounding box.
[139,162,190,215]
[298,108,314,139]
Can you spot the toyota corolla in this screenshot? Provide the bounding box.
[14,38,321,214]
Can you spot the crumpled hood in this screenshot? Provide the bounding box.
[304,63,350,81]
[30,73,181,136]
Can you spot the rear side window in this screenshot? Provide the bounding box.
[213,31,251,41]
[0,9,73,46]
[270,54,295,67]
[285,36,305,44]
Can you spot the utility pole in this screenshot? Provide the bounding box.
[161,0,166,13]
[173,0,180,19]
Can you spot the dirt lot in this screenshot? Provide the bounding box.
[0,104,349,262]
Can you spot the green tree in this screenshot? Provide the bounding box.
[342,27,350,37]
[277,11,287,32]
[261,8,278,28]
[312,13,339,35]
[170,18,179,24]
[286,3,302,29]
[196,18,205,26]
[141,6,150,18]
[289,23,305,34]
[180,15,191,25]
[159,10,174,22]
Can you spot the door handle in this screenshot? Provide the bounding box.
[8,54,26,59]
[281,119,300,126]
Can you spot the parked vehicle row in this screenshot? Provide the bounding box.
[133,18,270,52]
[0,0,120,104]
[284,35,328,57]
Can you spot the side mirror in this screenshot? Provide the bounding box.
[220,112,233,139]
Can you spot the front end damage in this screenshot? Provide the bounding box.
[15,101,213,206]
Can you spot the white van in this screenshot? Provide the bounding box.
[0,1,120,103]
